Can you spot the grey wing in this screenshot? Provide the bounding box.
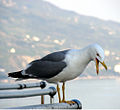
[25,61,67,79]
[40,49,70,62]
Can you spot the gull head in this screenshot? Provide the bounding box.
[89,44,107,75]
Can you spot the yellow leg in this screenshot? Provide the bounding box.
[62,82,76,104]
[41,95,44,104]
[62,82,65,102]
[57,84,61,103]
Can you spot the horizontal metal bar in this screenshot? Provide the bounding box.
[10,99,82,109]
[0,87,56,99]
[0,81,46,90]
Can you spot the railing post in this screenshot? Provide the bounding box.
[50,96,54,104]
[48,87,56,104]
[40,81,46,104]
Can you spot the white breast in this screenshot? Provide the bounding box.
[46,49,91,83]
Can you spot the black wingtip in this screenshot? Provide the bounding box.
[8,71,23,78]
[8,72,12,77]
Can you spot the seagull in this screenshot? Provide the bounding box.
[8,43,107,103]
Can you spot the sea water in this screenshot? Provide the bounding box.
[0,79,120,109]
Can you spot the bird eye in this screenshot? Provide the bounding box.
[96,53,100,57]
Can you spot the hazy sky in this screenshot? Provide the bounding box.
[46,0,120,23]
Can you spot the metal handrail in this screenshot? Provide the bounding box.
[10,99,82,109]
[0,87,56,99]
[0,81,46,90]
[0,82,82,109]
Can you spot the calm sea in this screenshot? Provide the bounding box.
[0,79,120,109]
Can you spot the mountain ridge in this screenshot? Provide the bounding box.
[0,0,120,80]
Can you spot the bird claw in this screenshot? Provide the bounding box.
[61,100,76,105]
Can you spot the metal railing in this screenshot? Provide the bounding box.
[0,81,46,90]
[11,99,82,109]
[0,81,82,109]
[0,86,56,99]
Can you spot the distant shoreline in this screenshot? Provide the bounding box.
[1,76,120,84]
[76,76,120,80]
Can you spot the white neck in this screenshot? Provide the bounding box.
[65,47,93,74]
[77,46,93,65]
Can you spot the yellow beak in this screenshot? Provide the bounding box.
[96,58,107,75]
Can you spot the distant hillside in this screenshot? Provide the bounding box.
[0,0,120,80]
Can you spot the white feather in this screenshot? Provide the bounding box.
[47,48,91,83]
[46,44,105,83]
[21,64,31,75]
